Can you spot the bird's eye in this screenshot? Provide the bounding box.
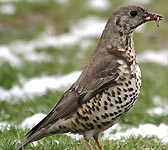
[129,10,138,17]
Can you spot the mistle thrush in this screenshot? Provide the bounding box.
[17,4,162,150]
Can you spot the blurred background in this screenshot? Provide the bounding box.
[0,0,168,149]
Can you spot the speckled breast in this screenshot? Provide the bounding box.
[54,62,141,135]
[56,64,141,134]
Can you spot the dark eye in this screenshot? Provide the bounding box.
[129,10,138,17]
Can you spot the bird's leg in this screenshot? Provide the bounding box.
[93,134,102,150]
[95,139,102,150]
[84,136,92,150]
[86,142,92,150]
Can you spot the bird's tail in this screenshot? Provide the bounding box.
[17,138,32,150]
[16,129,47,150]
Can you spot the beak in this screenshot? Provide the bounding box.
[144,12,163,27]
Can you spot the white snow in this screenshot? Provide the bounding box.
[0,3,16,14]
[0,121,10,130]
[0,17,105,66]
[23,16,104,47]
[103,124,121,139]
[65,133,83,140]
[71,16,105,39]
[21,113,46,128]
[105,123,168,143]
[0,46,20,66]
[22,71,81,95]
[147,96,168,116]
[0,42,50,67]
[0,71,81,100]
[148,107,166,116]
[138,50,168,65]
[87,0,109,10]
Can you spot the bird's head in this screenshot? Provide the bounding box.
[111,4,163,34]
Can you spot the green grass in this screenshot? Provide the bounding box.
[0,0,168,150]
[0,62,20,89]
[1,128,168,150]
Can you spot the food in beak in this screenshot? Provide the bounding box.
[145,14,163,27]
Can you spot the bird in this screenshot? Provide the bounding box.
[17,4,162,150]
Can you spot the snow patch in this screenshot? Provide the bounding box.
[71,16,105,38]
[103,124,121,139]
[19,16,105,48]
[0,46,20,66]
[87,0,109,10]
[0,122,10,130]
[0,17,105,66]
[0,71,81,100]
[23,71,81,95]
[147,96,168,116]
[0,42,50,67]
[65,133,83,140]
[106,123,168,143]
[0,3,16,14]
[138,50,168,65]
[21,113,46,128]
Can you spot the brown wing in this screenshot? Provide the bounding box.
[27,48,124,137]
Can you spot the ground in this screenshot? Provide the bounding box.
[0,0,168,150]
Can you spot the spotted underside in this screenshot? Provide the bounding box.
[47,60,141,141]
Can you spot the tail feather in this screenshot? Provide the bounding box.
[16,129,47,150]
[17,138,33,150]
